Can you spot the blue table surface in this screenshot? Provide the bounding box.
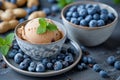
[0,0,120,80]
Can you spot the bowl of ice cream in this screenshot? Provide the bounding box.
[15,18,66,60]
[61,1,118,46]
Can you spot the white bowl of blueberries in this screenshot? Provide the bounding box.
[61,1,118,46]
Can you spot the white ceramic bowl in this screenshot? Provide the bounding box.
[61,1,118,46]
[15,19,66,60]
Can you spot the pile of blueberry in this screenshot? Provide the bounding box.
[65,4,116,27]
[8,40,75,72]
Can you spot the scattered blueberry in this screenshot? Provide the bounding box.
[89,20,97,27]
[93,64,101,72]
[14,53,24,64]
[36,63,45,72]
[99,70,108,78]
[77,65,83,71]
[51,4,60,12]
[107,56,116,65]
[82,56,88,64]
[87,57,96,64]
[114,61,120,70]
[81,63,87,69]
[54,61,63,70]
[42,8,51,15]
[97,20,105,27]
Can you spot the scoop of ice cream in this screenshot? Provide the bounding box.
[19,18,62,44]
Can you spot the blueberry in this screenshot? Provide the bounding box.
[18,49,24,54]
[70,17,79,25]
[23,58,31,65]
[93,64,101,72]
[13,45,19,50]
[88,57,96,64]
[86,4,93,8]
[97,20,105,27]
[14,53,24,64]
[47,62,53,69]
[57,53,65,60]
[101,9,108,14]
[114,61,120,70]
[77,65,83,71]
[79,9,87,17]
[72,12,79,18]
[31,6,38,11]
[107,56,116,65]
[81,63,87,69]
[100,14,108,21]
[36,63,45,72]
[23,54,30,59]
[19,62,29,70]
[93,4,100,12]
[85,15,92,22]
[19,18,25,23]
[99,70,108,78]
[93,14,100,20]
[0,1,3,7]
[87,7,97,15]
[66,11,72,17]
[43,8,51,15]
[25,8,32,14]
[28,66,36,72]
[89,20,97,27]
[51,58,57,63]
[66,17,71,21]
[42,58,49,67]
[108,13,115,21]
[47,0,56,3]
[69,6,77,12]
[80,19,88,26]
[8,49,17,58]
[67,47,74,54]
[77,17,83,21]
[62,61,69,67]
[10,0,17,4]
[54,61,63,70]
[30,62,37,67]
[60,48,66,54]
[64,55,74,63]
[82,56,88,64]
[77,5,85,12]
[51,4,60,12]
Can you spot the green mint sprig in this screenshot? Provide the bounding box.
[0,33,14,56]
[114,0,120,4]
[57,0,74,8]
[37,18,58,34]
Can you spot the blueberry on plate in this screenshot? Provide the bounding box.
[36,63,45,72]
[14,53,24,64]
[64,55,74,63]
[30,62,37,67]
[80,19,88,26]
[72,12,79,18]
[54,61,63,70]
[108,13,116,21]
[89,20,97,27]
[81,63,87,69]
[78,8,87,17]
[93,14,100,20]
[23,54,30,59]
[97,20,105,27]
[85,15,92,22]
[43,8,51,15]
[62,61,69,67]
[101,9,108,14]
[107,56,116,65]
[19,62,29,70]
[47,62,53,69]
[77,64,83,71]
[114,61,120,70]
[42,58,49,67]
[87,57,96,64]
[99,70,109,78]
[28,62,37,72]
[67,47,74,54]
[93,64,101,72]
[70,17,79,25]
[23,58,31,65]
[8,49,18,58]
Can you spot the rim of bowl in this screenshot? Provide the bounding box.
[61,1,118,30]
[14,19,67,46]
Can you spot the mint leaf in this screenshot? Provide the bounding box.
[5,33,14,45]
[37,25,46,34]
[0,37,6,46]
[39,18,47,28]
[0,45,9,56]
[47,23,58,31]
